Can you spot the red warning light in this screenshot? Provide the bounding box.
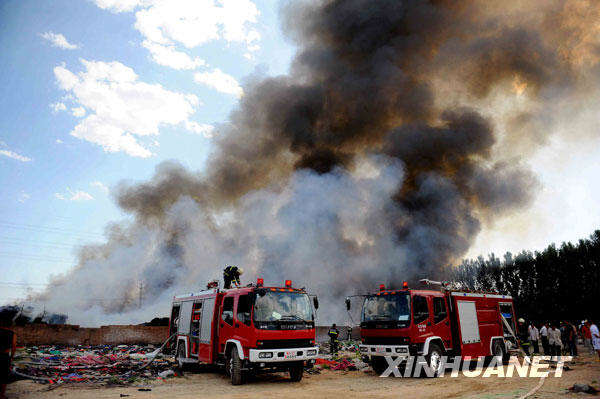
[403,281,409,289]
[285,280,292,288]
[379,284,385,292]
[257,278,264,287]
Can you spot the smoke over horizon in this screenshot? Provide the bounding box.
[30,0,600,325]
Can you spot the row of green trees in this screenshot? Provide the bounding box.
[449,230,600,324]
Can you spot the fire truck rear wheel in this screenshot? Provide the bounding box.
[491,340,508,364]
[426,343,443,377]
[176,344,187,370]
[289,363,304,382]
[229,347,244,385]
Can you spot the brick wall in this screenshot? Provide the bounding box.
[9,324,169,346]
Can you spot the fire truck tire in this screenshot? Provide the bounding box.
[491,340,509,365]
[289,363,304,382]
[229,347,244,385]
[371,357,389,375]
[176,344,187,370]
[425,343,443,377]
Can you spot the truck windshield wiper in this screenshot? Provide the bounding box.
[372,315,392,320]
[280,315,307,322]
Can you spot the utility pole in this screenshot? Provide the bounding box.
[138,281,144,309]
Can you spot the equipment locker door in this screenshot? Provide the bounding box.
[198,297,215,362]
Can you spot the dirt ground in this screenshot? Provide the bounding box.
[7,352,600,399]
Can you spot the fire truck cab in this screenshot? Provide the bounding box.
[350,281,517,376]
[169,278,319,385]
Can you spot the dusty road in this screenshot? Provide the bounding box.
[7,353,599,399]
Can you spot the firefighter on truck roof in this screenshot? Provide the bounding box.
[223,265,244,289]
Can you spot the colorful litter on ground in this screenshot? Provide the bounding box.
[12,344,179,386]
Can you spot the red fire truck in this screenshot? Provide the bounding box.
[347,279,517,376]
[168,278,319,385]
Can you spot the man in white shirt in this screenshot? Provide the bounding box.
[548,323,563,361]
[590,321,600,361]
[529,323,540,354]
[540,323,549,356]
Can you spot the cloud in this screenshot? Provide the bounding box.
[194,68,243,97]
[0,148,32,162]
[141,41,206,70]
[56,139,64,144]
[185,121,214,138]
[18,191,30,203]
[50,102,67,112]
[71,106,86,117]
[53,59,206,157]
[91,181,109,193]
[92,0,260,69]
[41,32,79,50]
[55,188,94,201]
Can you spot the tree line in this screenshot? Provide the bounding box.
[449,230,600,324]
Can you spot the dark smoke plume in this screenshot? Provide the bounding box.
[35,0,600,324]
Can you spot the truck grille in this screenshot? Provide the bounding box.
[258,339,313,349]
[363,336,410,345]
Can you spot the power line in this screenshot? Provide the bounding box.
[0,221,105,239]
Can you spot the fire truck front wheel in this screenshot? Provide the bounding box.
[289,363,304,382]
[425,343,443,377]
[228,347,244,385]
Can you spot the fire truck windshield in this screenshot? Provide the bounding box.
[362,293,411,325]
[253,291,314,322]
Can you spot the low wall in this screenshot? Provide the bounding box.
[9,324,169,346]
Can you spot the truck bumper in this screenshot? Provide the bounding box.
[359,344,410,357]
[248,346,319,363]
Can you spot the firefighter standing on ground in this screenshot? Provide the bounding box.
[223,266,244,289]
[517,318,531,356]
[328,323,340,355]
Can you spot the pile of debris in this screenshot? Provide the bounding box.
[13,344,178,386]
[313,357,370,372]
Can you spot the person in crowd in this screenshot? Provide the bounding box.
[560,322,568,355]
[540,323,550,356]
[548,323,563,361]
[567,321,578,356]
[590,320,600,362]
[0,317,16,399]
[529,323,540,354]
[517,318,530,356]
[582,320,593,354]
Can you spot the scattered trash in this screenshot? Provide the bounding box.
[12,344,178,386]
[138,388,152,391]
[569,384,598,394]
[120,394,130,397]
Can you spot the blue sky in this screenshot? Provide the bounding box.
[0,0,295,302]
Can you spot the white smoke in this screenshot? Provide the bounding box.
[38,156,413,325]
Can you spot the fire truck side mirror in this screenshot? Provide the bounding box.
[313,296,319,310]
[345,298,351,311]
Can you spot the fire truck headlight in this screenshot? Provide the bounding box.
[395,347,408,353]
[360,346,368,352]
[307,349,317,356]
[258,352,273,359]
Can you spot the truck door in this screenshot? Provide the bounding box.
[233,294,253,351]
[218,296,236,354]
[432,296,452,350]
[412,295,432,343]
